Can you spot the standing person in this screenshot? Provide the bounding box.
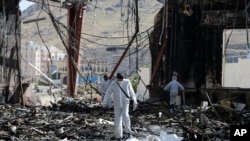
[102,73,138,141]
[163,75,184,111]
[99,74,112,109]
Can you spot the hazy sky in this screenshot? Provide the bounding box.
[19,0,34,11]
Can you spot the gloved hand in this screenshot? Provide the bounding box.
[133,102,138,111]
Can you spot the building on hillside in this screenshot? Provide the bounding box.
[21,41,67,83]
[50,46,67,61]
[78,59,110,85]
[40,45,67,76]
[20,41,39,82]
[21,43,150,86]
[105,46,151,76]
[21,43,113,85]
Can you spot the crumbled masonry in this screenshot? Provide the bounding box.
[0,97,249,140]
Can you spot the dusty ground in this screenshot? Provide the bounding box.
[1,84,248,140]
[24,84,102,107]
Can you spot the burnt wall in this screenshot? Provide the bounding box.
[149,0,250,106]
[150,0,250,88]
[0,0,22,104]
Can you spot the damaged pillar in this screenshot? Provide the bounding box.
[67,4,86,97]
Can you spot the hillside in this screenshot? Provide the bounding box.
[21,0,163,50]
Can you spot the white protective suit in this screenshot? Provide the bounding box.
[99,79,112,108]
[103,78,137,139]
[163,76,184,105]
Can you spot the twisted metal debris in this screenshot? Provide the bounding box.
[0,97,250,141]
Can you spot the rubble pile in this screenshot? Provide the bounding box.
[0,98,250,140]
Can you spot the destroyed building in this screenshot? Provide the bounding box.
[0,0,250,141]
[149,0,250,108]
[0,0,24,104]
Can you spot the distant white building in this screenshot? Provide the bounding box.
[21,41,66,82]
[50,46,66,61]
[21,41,40,81]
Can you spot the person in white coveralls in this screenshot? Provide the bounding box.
[102,73,138,141]
[99,74,112,108]
[163,75,184,110]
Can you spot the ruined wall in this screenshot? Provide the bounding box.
[149,0,250,106]
[0,0,22,103]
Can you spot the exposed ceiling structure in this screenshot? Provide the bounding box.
[149,0,250,106]
[1,0,250,106]
[150,0,250,86]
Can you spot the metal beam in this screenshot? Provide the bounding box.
[23,17,46,24]
[108,0,139,79]
[21,58,61,89]
[150,1,168,85]
[26,0,87,97]
[67,4,85,97]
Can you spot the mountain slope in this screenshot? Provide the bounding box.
[21,0,163,49]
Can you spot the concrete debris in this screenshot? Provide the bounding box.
[0,97,250,140]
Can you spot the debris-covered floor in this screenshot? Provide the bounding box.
[0,97,250,141]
